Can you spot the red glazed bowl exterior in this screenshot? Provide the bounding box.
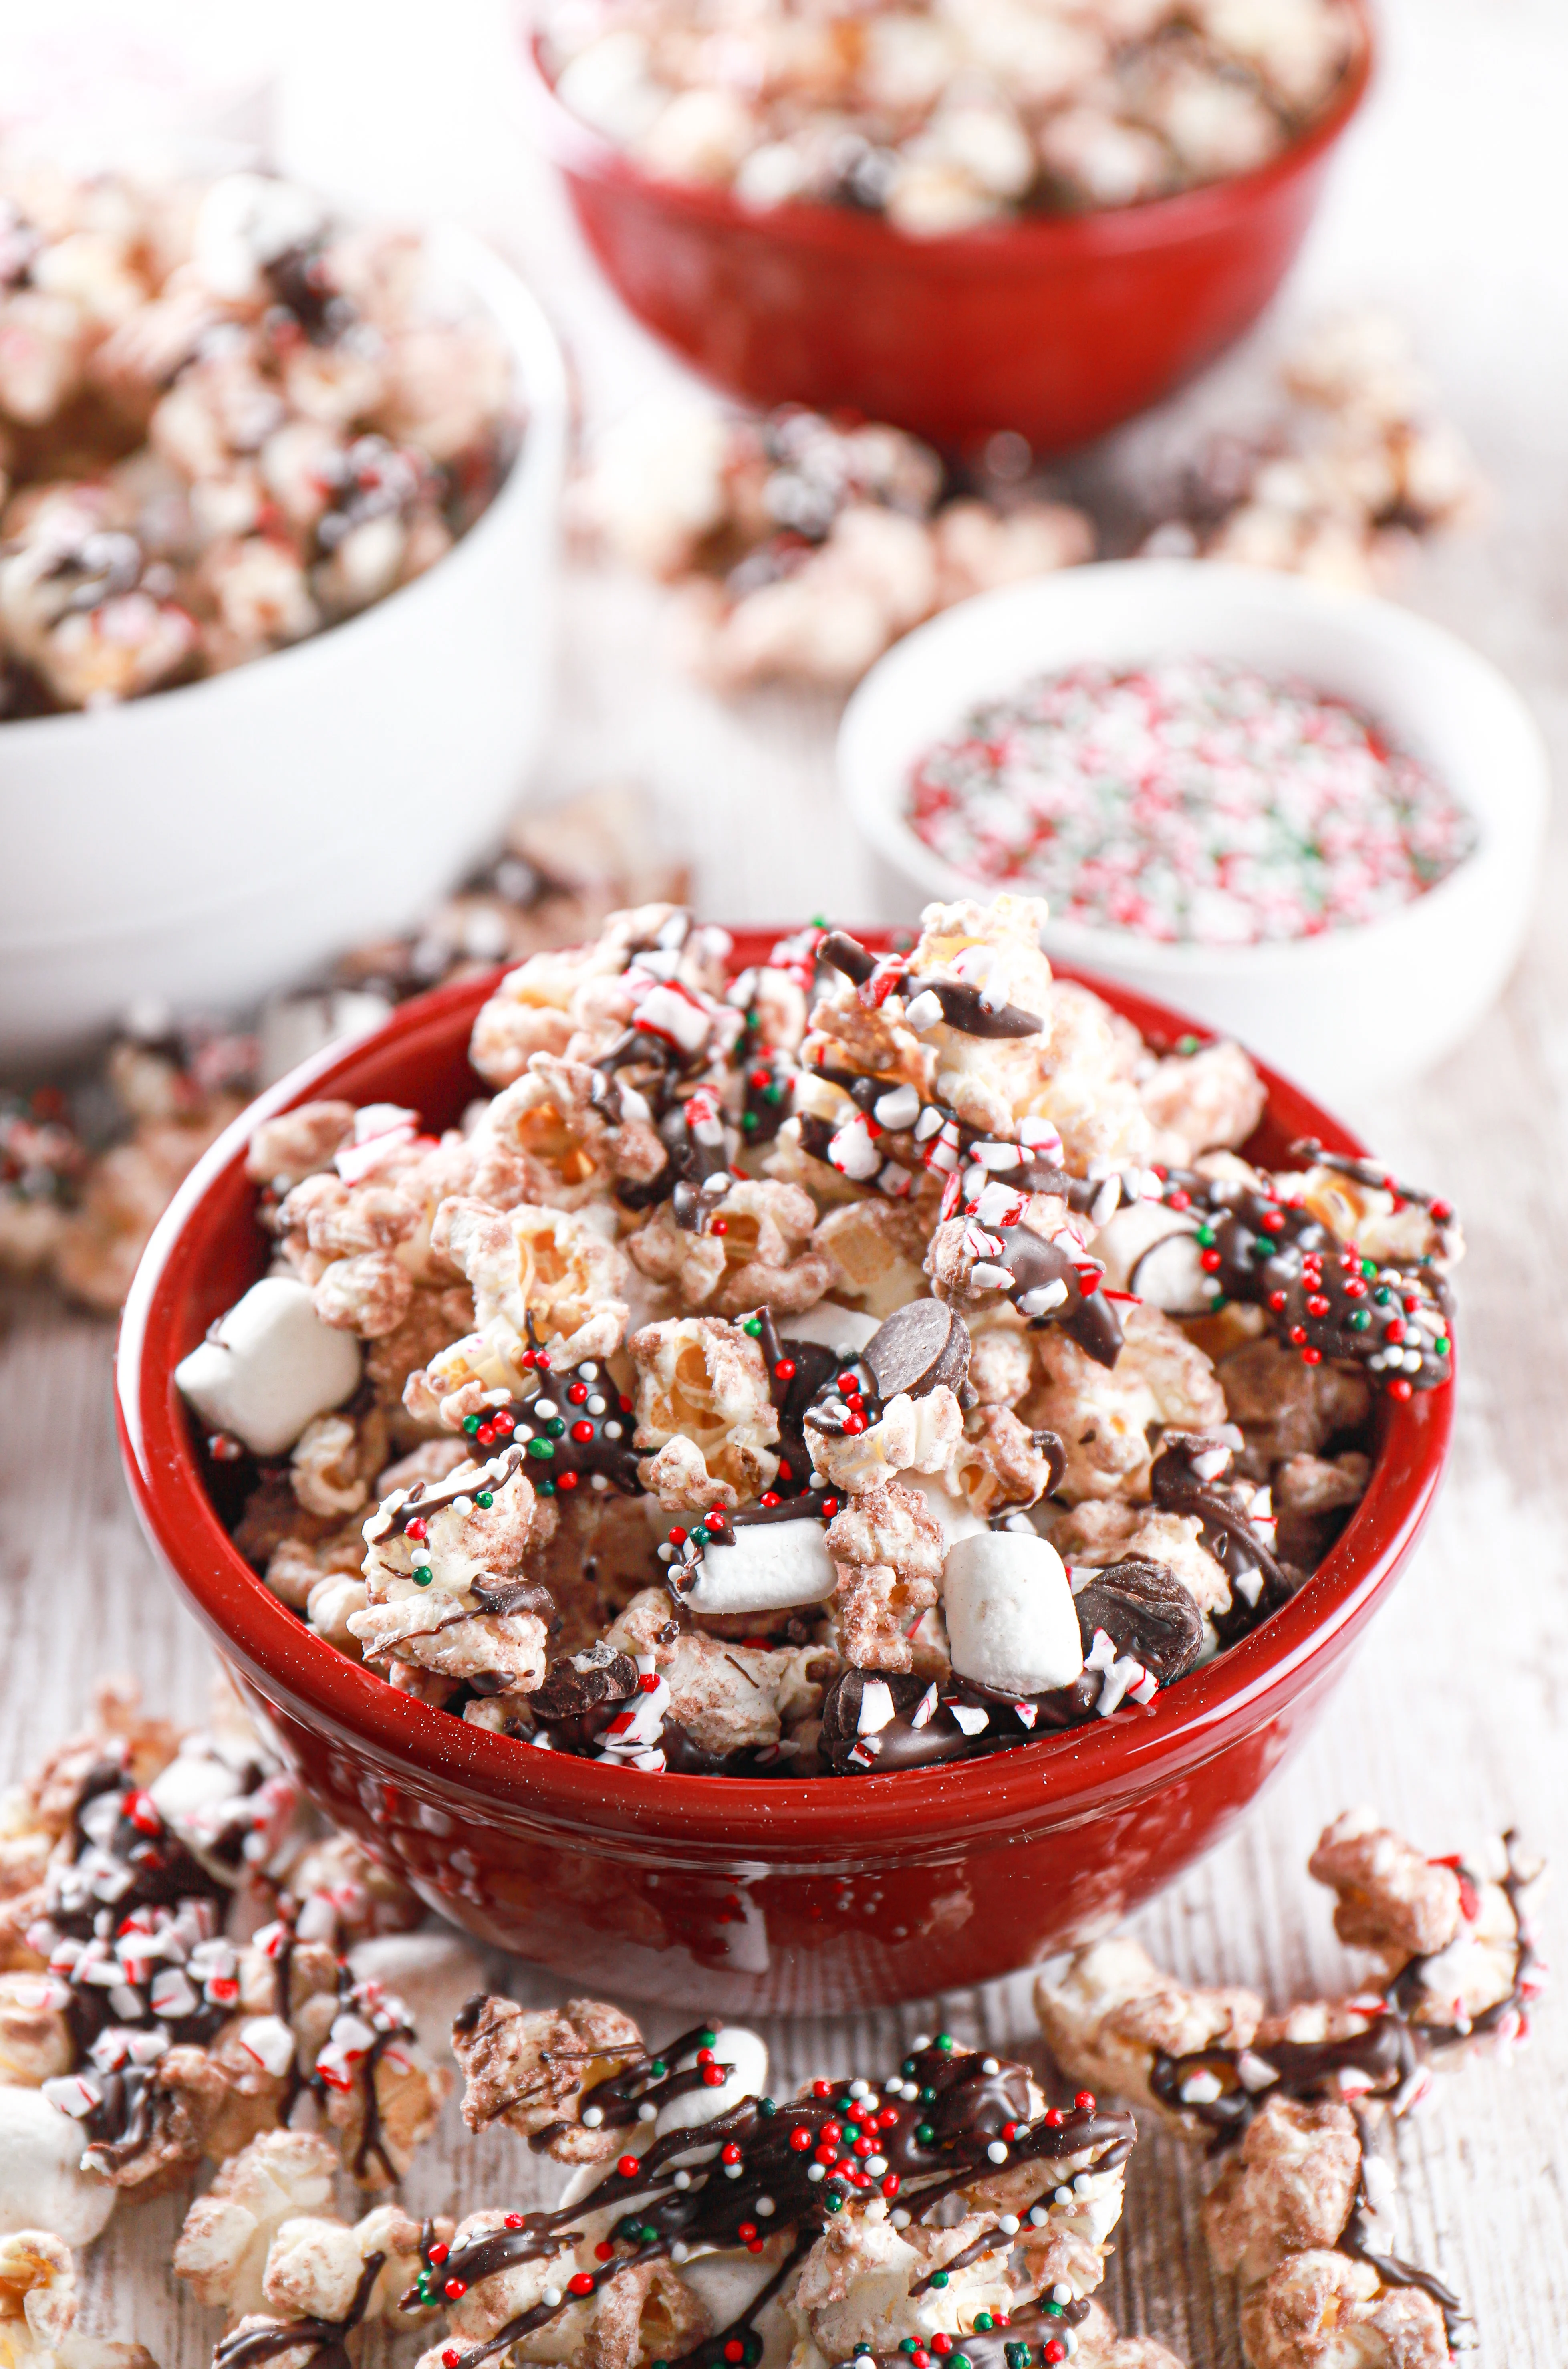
[522,22,1372,453]
[117,932,1449,2014]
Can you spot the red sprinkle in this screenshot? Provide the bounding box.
[881,2172,901,2197]
[568,1383,589,1404]
[504,2216,524,2231]
[1043,2107,1064,2127]
[721,2143,743,2163]
[595,2242,615,2261]
[774,1359,796,1381]
[405,1518,427,1542]
[703,2065,727,2086]
[569,2273,596,2296]
[1074,2090,1096,2110]
[445,2278,468,2299]
[428,2243,450,2264]
[1388,1377,1413,1401]
[617,2155,640,2178]
[790,2127,812,2150]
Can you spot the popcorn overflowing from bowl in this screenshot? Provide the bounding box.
[178,894,1460,1779]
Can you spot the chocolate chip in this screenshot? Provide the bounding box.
[529,1649,637,1723]
[1070,1557,1205,1684]
[864,1299,971,1402]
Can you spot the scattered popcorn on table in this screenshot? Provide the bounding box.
[0,2227,155,2369]
[404,2004,1177,2369]
[189,895,1460,1778]
[0,163,516,714]
[572,403,1094,689]
[539,0,1364,232]
[1038,1809,1544,2365]
[0,1677,447,2248]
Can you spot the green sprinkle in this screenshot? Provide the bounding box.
[1361,1258,1377,1278]
[1250,1236,1272,1261]
[1349,1310,1371,1331]
[916,2123,935,2144]
[413,1569,433,1587]
[1043,2300,1064,2317]
[920,2085,937,2103]
[1209,1293,1226,1312]
[537,1478,556,1495]
[476,1490,494,1508]
[653,2358,670,2367]
[951,2353,973,2369]
[936,2032,955,2051]
[744,1317,763,1336]
[1177,1034,1201,1055]
[1195,1224,1217,1247]
[974,2312,995,2330]
[547,1417,566,1438]
[763,1083,783,1105]
[1373,1286,1391,1306]
[640,2225,659,2244]
[699,2028,717,2048]
[742,1111,759,1133]
[1435,1336,1450,1355]
[1006,2345,1031,2369]
[826,2190,844,2212]
[650,2060,667,2078]
[526,1436,554,1458]
[929,2271,949,2290]
[759,2096,776,2116]
[902,2058,917,2075]
[810,913,828,928]
[463,1413,481,1435]
[902,2344,920,2355]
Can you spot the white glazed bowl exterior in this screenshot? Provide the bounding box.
[0,230,568,1066]
[838,560,1549,1097]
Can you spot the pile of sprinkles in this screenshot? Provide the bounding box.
[905,658,1477,945]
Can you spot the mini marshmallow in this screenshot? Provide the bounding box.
[781,1302,881,1357]
[175,1276,362,1456]
[0,2087,115,2245]
[681,1519,837,1616]
[944,1531,1084,1696]
[655,2024,769,2136]
[1090,1202,1207,1313]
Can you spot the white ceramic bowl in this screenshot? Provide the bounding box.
[0,229,568,1068]
[839,560,1549,1097]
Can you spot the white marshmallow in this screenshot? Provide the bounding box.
[175,1275,362,1456]
[681,1519,837,1616]
[654,2025,769,2136]
[1090,1203,1207,1312]
[781,1301,881,1357]
[943,1531,1084,1696]
[0,2087,115,2244]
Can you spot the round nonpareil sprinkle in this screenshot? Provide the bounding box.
[905,658,1476,946]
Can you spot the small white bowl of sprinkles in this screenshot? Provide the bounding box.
[839,559,1548,1097]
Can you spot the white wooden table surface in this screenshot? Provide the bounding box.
[4,0,1567,2359]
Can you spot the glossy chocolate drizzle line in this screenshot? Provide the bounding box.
[213,2251,385,2369]
[427,2040,1134,2369]
[820,933,1045,1040]
[1152,1165,1453,1394]
[1339,2105,1474,2352]
[1149,1438,1294,1612]
[1150,1835,1535,2152]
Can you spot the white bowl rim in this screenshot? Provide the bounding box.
[839,558,1551,978]
[0,226,569,746]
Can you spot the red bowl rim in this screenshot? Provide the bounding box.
[519,6,1374,268]
[117,931,1450,1861]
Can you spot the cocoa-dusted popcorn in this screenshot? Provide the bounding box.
[415,2007,1154,2369]
[0,1679,445,2245]
[540,0,1361,232]
[0,162,516,717]
[193,895,1460,1779]
[1037,1809,1543,2364]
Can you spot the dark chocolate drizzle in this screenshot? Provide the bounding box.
[212,2251,385,2369]
[1338,2107,1476,2352]
[425,2036,1134,2369]
[1148,1435,1298,1641]
[819,932,1044,1040]
[1149,1164,1454,1395]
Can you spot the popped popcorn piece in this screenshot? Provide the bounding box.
[452,1995,645,2159]
[173,2130,339,2319]
[1308,1810,1463,1966]
[354,1450,551,1689]
[1027,1305,1227,1502]
[629,1179,832,1318]
[1037,1938,1262,2124]
[631,1317,780,1508]
[1202,2095,1362,2286]
[1239,2249,1453,2369]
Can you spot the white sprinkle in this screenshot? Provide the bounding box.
[670,2241,690,2264]
[1055,2186,1073,2204]
[998,2214,1020,2235]
[755,2195,776,2215]
[603,1421,624,1439]
[1029,2205,1050,2226]
[673,2170,692,2190]
[582,2105,605,2126]
[580,1364,599,1380]
[986,2141,1009,2163]
[890,2207,911,2228]
[1053,2283,1073,2305]
[807,2162,826,2182]
[587,1396,607,1415]
[850,2079,870,2098]
[638,2101,658,2120]
[912,2033,933,2050]
[981,2056,1000,2074]
[1072,2172,1093,2194]
[542,2286,563,2307]
[534,1399,558,1420]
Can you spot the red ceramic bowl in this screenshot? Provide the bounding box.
[522,18,1373,454]
[117,932,1449,2014]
